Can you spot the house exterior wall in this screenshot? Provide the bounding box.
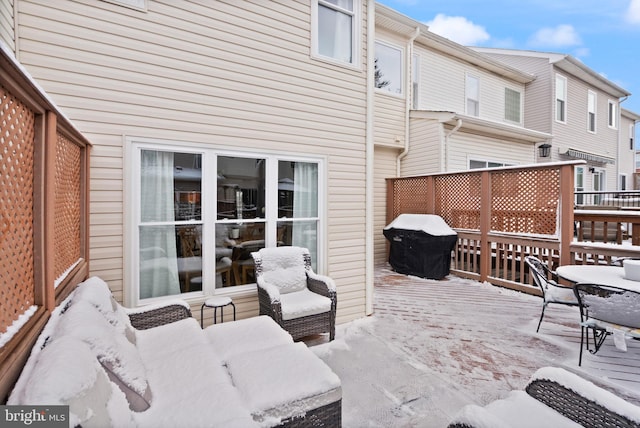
[403,118,442,176]
[415,45,527,126]
[446,131,535,171]
[480,53,553,133]
[0,0,15,51]
[373,147,398,266]
[14,0,369,323]
[553,65,619,191]
[620,112,638,189]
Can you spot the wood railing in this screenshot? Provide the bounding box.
[387,162,640,295]
[0,47,91,402]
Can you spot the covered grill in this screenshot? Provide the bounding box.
[383,214,457,280]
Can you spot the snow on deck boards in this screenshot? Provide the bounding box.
[311,266,640,426]
[372,266,640,406]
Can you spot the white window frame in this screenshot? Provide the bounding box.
[587,90,596,133]
[630,123,635,150]
[468,158,514,169]
[311,0,361,68]
[124,137,326,307]
[575,166,585,204]
[374,40,404,97]
[466,74,480,117]
[504,87,522,124]
[555,74,567,124]
[608,99,618,129]
[620,174,628,191]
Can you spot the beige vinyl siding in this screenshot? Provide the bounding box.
[416,45,526,124]
[481,54,553,133]
[620,114,637,182]
[373,147,398,265]
[0,0,15,51]
[402,118,442,176]
[17,0,369,323]
[447,132,535,171]
[374,94,405,146]
[554,67,619,190]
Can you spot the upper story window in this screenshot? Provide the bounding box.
[374,41,403,96]
[313,0,360,67]
[587,90,596,133]
[630,123,635,150]
[555,74,567,123]
[466,74,479,116]
[504,88,521,123]
[608,100,618,129]
[412,54,420,109]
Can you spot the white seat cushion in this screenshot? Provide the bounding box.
[204,316,293,363]
[280,289,332,321]
[258,246,308,294]
[225,342,341,422]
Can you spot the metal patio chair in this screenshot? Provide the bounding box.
[573,283,640,366]
[525,256,579,332]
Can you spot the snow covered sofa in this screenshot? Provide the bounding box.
[448,367,640,428]
[8,277,342,427]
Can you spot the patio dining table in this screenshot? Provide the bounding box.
[556,265,640,292]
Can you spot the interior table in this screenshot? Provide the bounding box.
[556,265,640,292]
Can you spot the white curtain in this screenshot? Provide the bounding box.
[292,162,318,264]
[139,150,180,298]
[318,1,353,63]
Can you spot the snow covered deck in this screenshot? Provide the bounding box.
[310,265,640,427]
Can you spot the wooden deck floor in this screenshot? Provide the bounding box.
[372,265,640,407]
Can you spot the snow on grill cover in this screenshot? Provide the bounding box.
[384,214,457,280]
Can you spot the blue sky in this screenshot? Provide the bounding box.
[377,0,640,115]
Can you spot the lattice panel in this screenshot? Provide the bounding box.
[54,133,82,280]
[0,85,36,333]
[435,174,482,229]
[391,177,430,218]
[491,168,560,235]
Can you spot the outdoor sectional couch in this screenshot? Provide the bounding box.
[8,277,342,427]
[448,367,640,428]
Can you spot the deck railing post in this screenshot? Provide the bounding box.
[559,164,575,266]
[479,170,491,282]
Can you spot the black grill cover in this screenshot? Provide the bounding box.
[384,214,457,280]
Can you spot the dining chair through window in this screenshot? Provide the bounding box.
[525,256,579,332]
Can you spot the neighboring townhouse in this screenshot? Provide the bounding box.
[474,48,632,194]
[3,0,375,323]
[372,5,551,264]
[621,108,640,189]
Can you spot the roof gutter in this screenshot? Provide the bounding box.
[397,26,420,176]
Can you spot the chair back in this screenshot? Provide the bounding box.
[252,246,310,294]
[525,256,554,296]
[574,283,640,329]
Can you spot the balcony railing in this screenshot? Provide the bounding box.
[387,163,640,296]
[575,190,640,208]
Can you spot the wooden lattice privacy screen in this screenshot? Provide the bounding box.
[0,85,36,332]
[387,165,564,237]
[1,50,91,402]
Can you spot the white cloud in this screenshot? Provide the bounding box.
[627,0,640,24]
[528,24,582,48]
[426,14,490,46]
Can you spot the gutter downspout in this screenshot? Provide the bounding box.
[444,118,462,172]
[365,0,375,315]
[618,96,629,189]
[396,27,420,176]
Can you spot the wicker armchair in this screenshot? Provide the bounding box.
[252,246,337,341]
